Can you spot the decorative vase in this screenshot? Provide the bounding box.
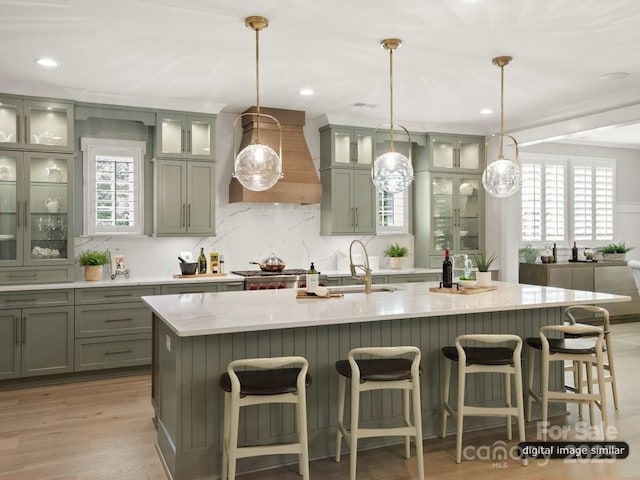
[602,253,626,262]
[84,265,103,281]
[522,249,537,263]
[390,257,403,270]
[476,271,492,287]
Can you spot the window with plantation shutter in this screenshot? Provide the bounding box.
[521,154,614,247]
[377,189,408,233]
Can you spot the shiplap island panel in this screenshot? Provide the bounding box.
[142,282,630,480]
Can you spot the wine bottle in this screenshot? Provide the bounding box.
[198,248,207,274]
[571,241,579,262]
[306,262,319,293]
[442,249,453,288]
[552,243,557,263]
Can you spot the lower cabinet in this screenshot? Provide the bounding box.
[0,306,74,380]
[326,272,440,286]
[75,334,151,371]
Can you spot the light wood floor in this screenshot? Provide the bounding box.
[1,322,639,480]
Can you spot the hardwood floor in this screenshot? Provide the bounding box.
[1,322,639,480]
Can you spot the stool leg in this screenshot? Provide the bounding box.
[221,392,230,480]
[349,380,360,480]
[513,359,528,466]
[540,349,549,441]
[605,334,619,409]
[596,349,609,440]
[455,361,465,464]
[505,372,512,441]
[335,375,346,462]
[526,347,535,422]
[586,361,595,426]
[227,392,240,480]
[297,388,310,480]
[403,388,410,459]
[412,379,425,480]
[441,357,452,438]
[575,360,584,418]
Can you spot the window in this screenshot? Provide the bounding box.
[377,189,408,233]
[520,153,615,246]
[81,138,146,236]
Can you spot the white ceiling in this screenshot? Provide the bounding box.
[2,0,640,147]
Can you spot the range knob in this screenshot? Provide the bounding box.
[277,284,286,289]
[259,284,268,290]
[268,284,277,289]
[249,285,258,290]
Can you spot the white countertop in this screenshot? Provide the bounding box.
[142,281,631,337]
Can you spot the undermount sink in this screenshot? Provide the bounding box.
[328,285,399,294]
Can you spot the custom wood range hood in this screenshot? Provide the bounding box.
[229,106,322,204]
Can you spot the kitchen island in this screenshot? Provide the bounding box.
[143,281,630,480]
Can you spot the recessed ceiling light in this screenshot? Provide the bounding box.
[599,72,630,81]
[34,57,60,68]
[299,88,314,96]
[480,108,493,115]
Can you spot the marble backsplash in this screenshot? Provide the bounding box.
[73,202,415,280]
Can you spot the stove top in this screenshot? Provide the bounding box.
[231,269,307,277]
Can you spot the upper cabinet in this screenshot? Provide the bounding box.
[0,96,74,152]
[428,134,484,173]
[319,126,373,169]
[156,112,215,160]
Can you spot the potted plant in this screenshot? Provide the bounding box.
[472,251,497,287]
[383,243,409,270]
[598,241,634,261]
[78,249,110,281]
[519,245,538,263]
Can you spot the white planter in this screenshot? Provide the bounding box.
[602,253,626,262]
[84,265,104,281]
[476,271,492,287]
[389,257,404,270]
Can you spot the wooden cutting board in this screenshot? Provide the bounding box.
[429,286,497,295]
[296,290,343,299]
[173,273,228,279]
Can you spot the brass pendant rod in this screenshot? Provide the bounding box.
[499,62,504,159]
[255,25,261,144]
[389,46,394,150]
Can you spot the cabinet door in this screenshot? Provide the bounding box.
[221,280,245,292]
[0,309,20,379]
[155,160,187,234]
[24,152,74,265]
[329,169,355,233]
[22,306,74,376]
[157,113,187,157]
[0,97,23,148]
[430,174,454,253]
[353,170,375,233]
[186,162,215,235]
[457,176,482,253]
[353,129,373,166]
[429,134,483,172]
[330,128,373,166]
[24,100,74,152]
[187,115,214,159]
[0,150,23,265]
[458,137,483,171]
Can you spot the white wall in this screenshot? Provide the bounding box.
[74,113,414,279]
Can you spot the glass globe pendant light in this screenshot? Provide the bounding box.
[231,16,283,192]
[482,55,521,198]
[372,38,414,194]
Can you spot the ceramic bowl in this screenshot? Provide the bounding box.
[458,279,478,288]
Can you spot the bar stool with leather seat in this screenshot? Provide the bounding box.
[220,356,311,480]
[335,346,424,480]
[525,323,608,440]
[441,334,526,464]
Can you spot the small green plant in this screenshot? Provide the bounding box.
[473,251,497,272]
[383,243,409,258]
[78,249,110,266]
[459,274,476,280]
[519,245,538,263]
[598,241,633,254]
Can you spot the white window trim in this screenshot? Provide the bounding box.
[376,187,410,235]
[81,137,146,236]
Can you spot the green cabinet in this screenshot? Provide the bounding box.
[154,159,215,236]
[0,96,74,153]
[319,125,373,168]
[414,172,484,268]
[0,289,74,380]
[428,134,484,173]
[156,112,215,160]
[320,168,375,234]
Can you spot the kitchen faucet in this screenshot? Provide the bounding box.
[349,240,372,294]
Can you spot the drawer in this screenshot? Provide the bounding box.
[74,333,151,371]
[75,285,160,304]
[0,266,74,285]
[0,289,73,309]
[75,303,152,338]
[221,281,245,292]
[388,274,439,283]
[161,283,220,295]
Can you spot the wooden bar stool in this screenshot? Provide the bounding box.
[525,323,608,440]
[335,346,424,480]
[441,334,526,464]
[220,356,311,480]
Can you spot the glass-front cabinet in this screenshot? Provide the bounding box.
[429,173,483,266]
[0,96,74,152]
[156,112,215,160]
[0,151,73,267]
[320,126,373,168]
[428,134,484,173]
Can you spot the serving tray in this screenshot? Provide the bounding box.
[173,273,228,279]
[429,286,497,295]
[296,290,343,299]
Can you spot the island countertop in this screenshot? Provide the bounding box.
[142,281,630,337]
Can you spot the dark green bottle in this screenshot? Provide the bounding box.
[198,248,207,274]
